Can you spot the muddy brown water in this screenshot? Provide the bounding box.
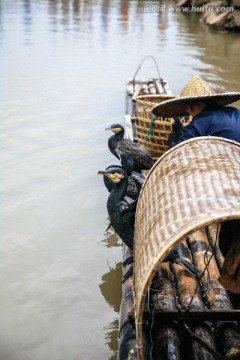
[0,1,239,359]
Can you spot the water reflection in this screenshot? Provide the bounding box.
[175,12,240,95]
[99,262,122,312]
[119,0,129,33]
[21,0,239,94]
[0,2,2,43]
[60,0,70,26]
[23,0,31,28]
[12,0,174,56]
[99,262,122,358]
[104,319,119,360]
[101,224,122,249]
[45,0,170,41]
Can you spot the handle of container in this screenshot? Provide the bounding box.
[132,55,161,82]
[132,56,167,94]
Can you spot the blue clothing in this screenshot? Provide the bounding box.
[176,104,240,145]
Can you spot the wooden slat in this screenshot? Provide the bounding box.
[151,263,182,360]
[130,309,240,322]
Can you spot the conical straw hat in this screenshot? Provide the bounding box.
[152,75,240,117]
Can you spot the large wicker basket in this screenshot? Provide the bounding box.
[134,94,191,158]
[133,137,240,359]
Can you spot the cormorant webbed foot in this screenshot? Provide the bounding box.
[105,222,112,233]
[122,256,134,267]
[121,267,133,283]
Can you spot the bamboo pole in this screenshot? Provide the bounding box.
[172,242,204,310]
[188,228,240,358]
[151,262,182,360]
[187,229,231,309]
[142,310,240,321]
[118,245,137,360]
[217,323,240,358]
[185,323,217,360]
[172,241,217,360]
[118,244,151,360]
[153,326,181,360]
[141,84,149,95]
[132,84,143,102]
[206,224,224,269]
[148,82,157,94]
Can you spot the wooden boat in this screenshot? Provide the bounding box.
[117,57,240,360]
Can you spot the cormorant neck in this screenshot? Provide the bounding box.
[108,177,128,206]
[120,155,133,176]
[112,129,124,142]
[108,130,124,156]
[116,127,124,138]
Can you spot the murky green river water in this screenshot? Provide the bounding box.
[0,1,239,359]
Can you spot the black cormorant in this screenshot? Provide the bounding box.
[106,123,155,171]
[102,164,141,202]
[116,149,145,199]
[99,167,201,278]
[98,167,136,250]
[103,149,145,201]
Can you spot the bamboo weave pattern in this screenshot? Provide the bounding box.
[134,95,190,157]
[133,137,240,359]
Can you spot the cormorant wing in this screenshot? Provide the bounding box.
[120,199,137,214]
[116,140,155,169]
[124,196,136,205]
[117,139,153,157]
[131,171,145,187]
[120,205,136,233]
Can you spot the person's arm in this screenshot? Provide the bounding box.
[175,111,213,146]
[175,122,200,145]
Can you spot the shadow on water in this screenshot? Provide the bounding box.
[101,226,122,249]
[104,319,120,360]
[97,220,123,358]
[99,258,122,358]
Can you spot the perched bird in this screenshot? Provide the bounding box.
[116,149,145,200]
[102,155,142,234]
[98,167,136,250]
[102,163,142,201]
[168,117,184,149]
[99,166,136,282]
[106,123,156,171]
[116,148,135,175]
[103,164,123,193]
[99,167,201,280]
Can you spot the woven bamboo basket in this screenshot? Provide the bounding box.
[134,95,191,158]
[133,137,240,360]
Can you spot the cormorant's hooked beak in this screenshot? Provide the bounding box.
[105,126,121,134]
[98,170,124,183]
[98,170,108,176]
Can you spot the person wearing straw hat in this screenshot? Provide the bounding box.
[152,75,240,146]
[153,75,240,293]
